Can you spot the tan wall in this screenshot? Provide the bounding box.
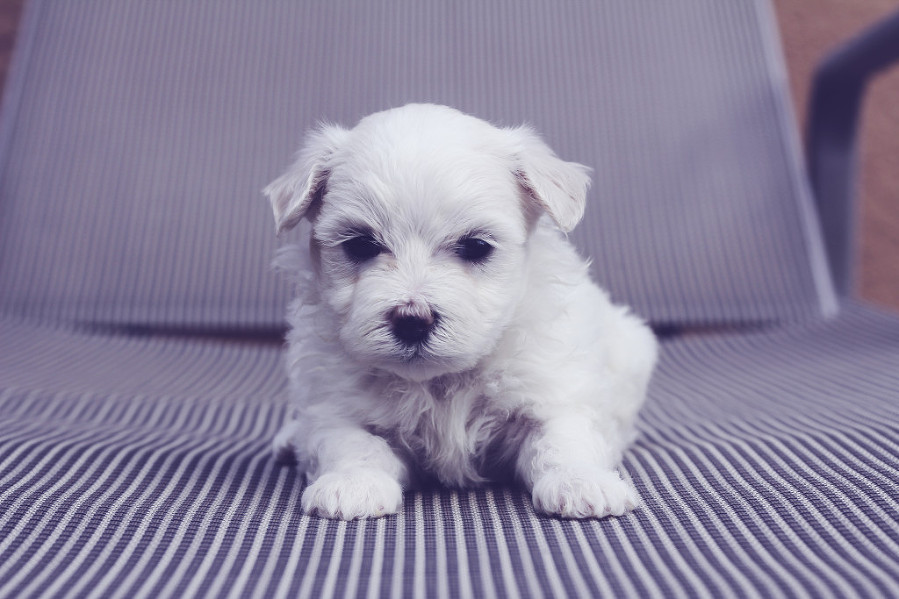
[773,0,899,311]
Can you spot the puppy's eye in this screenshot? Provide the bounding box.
[342,235,383,263]
[455,237,494,263]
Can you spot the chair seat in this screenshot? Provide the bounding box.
[2,303,897,597]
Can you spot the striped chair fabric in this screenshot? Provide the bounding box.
[0,0,836,329]
[2,305,897,597]
[1,0,897,597]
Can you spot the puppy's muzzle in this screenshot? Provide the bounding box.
[388,305,437,346]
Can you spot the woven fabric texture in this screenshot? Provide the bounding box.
[0,0,835,329]
[1,302,897,598]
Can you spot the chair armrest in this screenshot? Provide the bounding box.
[806,9,899,296]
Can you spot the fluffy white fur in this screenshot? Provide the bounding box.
[264,104,657,520]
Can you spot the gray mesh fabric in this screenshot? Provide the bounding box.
[0,0,835,328]
[1,303,897,596]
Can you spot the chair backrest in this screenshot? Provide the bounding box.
[0,0,837,330]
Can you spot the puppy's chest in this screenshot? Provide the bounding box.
[367,375,521,486]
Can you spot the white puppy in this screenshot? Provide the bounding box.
[264,104,657,520]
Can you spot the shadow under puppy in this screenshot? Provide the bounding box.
[264,104,657,520]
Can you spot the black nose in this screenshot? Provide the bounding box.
[389,308,436,346]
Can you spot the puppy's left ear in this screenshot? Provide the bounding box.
[263,124,350,234]
[507,126,592,233]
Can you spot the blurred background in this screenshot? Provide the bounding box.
[774,0,899,311]
[1,0,895,311]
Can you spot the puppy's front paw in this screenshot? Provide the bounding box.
[302,470,403,520]
[531,469,639,519]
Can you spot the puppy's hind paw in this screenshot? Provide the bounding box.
[531,469,639,519]
[272,421,302,464]
[302,470,403,520]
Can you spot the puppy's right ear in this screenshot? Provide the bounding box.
[263,125,349,233]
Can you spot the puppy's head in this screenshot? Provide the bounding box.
[264,104,590,381]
